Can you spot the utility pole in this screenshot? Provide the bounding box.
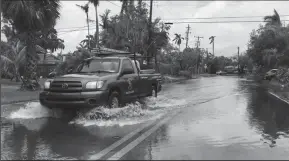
[195,36,203,75]
[0,0,2,106]
[185,24,191,49]
[237,46,240,74]
[148,0,153,65]
[206,48,209,73]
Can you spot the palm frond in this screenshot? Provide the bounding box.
[1,55,14,65]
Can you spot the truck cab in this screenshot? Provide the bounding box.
[39,56,162,109]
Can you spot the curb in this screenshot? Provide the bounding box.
[1,99,39,106]
[268,91,289,105]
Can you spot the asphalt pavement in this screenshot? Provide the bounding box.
[1,76,289,160]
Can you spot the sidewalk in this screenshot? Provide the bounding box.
[1,78,46,105]
[1,87,40,104]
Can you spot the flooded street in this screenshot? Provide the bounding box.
[1,76,289,160]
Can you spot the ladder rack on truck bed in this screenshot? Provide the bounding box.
[91,47,153,59]
[91,47,155,71]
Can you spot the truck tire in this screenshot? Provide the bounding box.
[152,85,157,98]
[108,91,120,108]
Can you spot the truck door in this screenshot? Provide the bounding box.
[119,59,140,101]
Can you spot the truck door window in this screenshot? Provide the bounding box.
[122,59,134,71]
[77,59,120,73]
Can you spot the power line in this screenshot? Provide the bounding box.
[56,19,289,36]
[55,14,289,31]
[105,0,121,7]
[165,20,289,24]
[159,15,289,20]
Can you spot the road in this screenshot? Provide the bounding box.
[1,76,289,160]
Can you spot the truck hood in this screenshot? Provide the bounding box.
[53,73,117,82]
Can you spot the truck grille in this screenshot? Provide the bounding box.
[50,81,82,92]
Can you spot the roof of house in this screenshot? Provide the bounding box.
[38,53,60,65]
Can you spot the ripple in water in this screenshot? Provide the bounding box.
[8,96,187,127]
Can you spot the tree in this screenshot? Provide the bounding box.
[264,9,282,27]
[172,34,184,50]
[1,0,61,90]
[54,47,91,75]
[0,41,46,81]
[36,28,65,63]
[120,0,135,15]
[99,3,169,56]
[80,35,97,49]
[88,0,100,48]
[76,3,91,50]
[246,10,289,71]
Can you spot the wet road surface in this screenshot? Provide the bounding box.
[1,76,289,160]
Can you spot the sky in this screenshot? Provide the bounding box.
[2,1,289,57]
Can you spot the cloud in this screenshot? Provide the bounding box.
[1,1,289,57]
[151,1,289,56]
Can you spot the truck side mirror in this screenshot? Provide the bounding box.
[47,72,56,78]
[67,68,73,74]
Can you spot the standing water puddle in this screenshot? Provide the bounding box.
[7,95,187,127]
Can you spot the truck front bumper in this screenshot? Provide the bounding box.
[39,91,109,108]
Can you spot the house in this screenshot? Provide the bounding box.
[37,53,61,77]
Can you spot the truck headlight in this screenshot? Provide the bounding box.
[85,81,104,89]
[44,81,51,89]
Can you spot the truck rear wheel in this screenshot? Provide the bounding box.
[108,91,120,108]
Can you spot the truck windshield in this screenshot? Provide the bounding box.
[76,59,120,73]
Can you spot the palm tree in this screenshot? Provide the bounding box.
[173,34,184,50]
[264,9,282,27]
[80,35,96,49]
[36,28,65,63]
[0,41,46,81]
[76,3,91,50]
[1,0,61,90]
[88,0,100,48]
[120,0,135,15]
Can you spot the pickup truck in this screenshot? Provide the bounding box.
[39,56,162,109]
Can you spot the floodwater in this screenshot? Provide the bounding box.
[1,76,289,160]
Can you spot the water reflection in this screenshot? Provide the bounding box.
[246,86,289,148]
[1,120,40,160]
[120,124,169,160]
[121,77,289,160]
[1,118,140,160]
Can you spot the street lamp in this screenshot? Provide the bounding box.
[164,22,173,25]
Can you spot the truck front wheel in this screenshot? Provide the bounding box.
[152,85,157,98]
[108,91,120,108]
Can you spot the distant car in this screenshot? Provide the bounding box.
[264,69,278,80]
[216,71,226,75]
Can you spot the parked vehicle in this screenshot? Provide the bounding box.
[39,55,162,109]
[264,69,278,80]
[216,71,226,75]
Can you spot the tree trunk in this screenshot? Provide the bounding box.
[86,13,90,51]
[94,5,99,48]
[22,32,40,91]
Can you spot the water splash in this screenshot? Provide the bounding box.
[9,102,62,119]
[8,95,187,127]
[70,95,187,127]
